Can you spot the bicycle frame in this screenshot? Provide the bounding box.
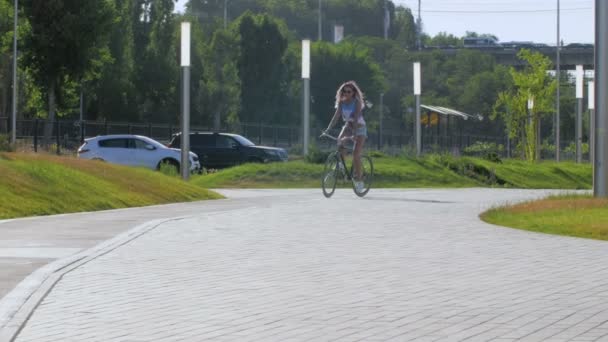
[321,132,355,180]
[320,131,373,198]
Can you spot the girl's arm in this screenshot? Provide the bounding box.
[325,106,341,132]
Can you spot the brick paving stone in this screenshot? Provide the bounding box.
[10,189,608,342]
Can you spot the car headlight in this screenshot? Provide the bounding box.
[265,150,279,157]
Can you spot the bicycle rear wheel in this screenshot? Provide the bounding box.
[322,152,339,198]
[351,155,373,197]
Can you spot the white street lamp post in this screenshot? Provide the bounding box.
[302,40,311,155]
[181,22,191,181]
[589,81,595,169]
[576,65,584,163]
[556,0,561,162]
[414,62,421,156]
[528,97,540,160]
[11,0,17,145]
[595,0,607,197]
[379,93,384,149]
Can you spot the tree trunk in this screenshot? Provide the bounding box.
[43,80,56,146]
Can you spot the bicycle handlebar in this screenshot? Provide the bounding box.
[319,132,337,140]
[320,131,354,141]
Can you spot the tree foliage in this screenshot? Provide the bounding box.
[493,49,557,161]
[21,0,115,129]
[4,0,546,154]
[235,12,288,124]
[0,0,14,118]
[310,41,386,127]
[424,32,462,47]
[200,26,241,127]
[88,0,137,121]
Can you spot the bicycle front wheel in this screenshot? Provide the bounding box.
[322,152,339,198]
[351,155,373,197]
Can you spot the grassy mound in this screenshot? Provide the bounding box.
[193,157,479,189]
[0,153,222,219]
[193,154,592,190]
[438,156,591,189]
[481,195,608,240]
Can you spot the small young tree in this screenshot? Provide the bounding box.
[492,49,556,161]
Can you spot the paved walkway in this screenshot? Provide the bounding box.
[0,191,295,336]
[5,189,608,341]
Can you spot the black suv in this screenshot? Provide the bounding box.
[168,132,288,169]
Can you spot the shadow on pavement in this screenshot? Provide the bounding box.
[362,196,456,204]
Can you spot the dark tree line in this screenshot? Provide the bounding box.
[0,0,582,153]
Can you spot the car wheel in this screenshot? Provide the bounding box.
[157,158,180,174]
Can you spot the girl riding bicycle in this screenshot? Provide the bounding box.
[323,81,367,192]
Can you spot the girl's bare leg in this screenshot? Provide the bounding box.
[338,125,352,161]
[353,135,366,180]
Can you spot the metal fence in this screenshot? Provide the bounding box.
[2,116,582,160]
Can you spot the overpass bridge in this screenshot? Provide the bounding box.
[431,47,594,70]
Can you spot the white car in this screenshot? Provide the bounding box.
[77,135,201,173]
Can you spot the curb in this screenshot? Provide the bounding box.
[0,216,187,342]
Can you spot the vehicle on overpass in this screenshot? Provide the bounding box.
[463,37,499,48]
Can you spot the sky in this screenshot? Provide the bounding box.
[174,0,595,45]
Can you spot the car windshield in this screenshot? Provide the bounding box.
[232,135,255,147]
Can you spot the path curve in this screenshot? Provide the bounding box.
[10,189,608,342]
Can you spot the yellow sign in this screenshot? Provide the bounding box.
[421,112,439,126]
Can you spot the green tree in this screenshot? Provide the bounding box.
[21,0,115,140]
[88,0,137,121]
[424,32,462,47]
[185,0,412,42]
[0,0,14,119]
[200,26,241,128]
[493,49,556,161]
[325,0,390,39]
[235,12,288,124]
[309,41,386,128]
[135,0,179,123]
[392,6,416,49]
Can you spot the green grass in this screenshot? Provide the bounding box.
[193,154,592,190]
[446,157,591,189]
[192,157,479,189]
[1,151,593,220]
[0,153,222,219]
[481,195,608,240]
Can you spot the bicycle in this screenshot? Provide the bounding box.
[319,132,374,198]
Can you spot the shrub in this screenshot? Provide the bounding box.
[400,145,417,158]
[438,156,506,186]
[564,142,589,155]
[289,144,303,156]
[305,144,330,164]
[368,150,388,158]
[463,141,503,163]
[0,134,14,152]
[159,162,179,177]
[541,140,556,153]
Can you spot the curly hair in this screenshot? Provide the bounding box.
[334,80,365,109]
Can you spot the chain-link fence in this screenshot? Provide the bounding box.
[1,116,586,161]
